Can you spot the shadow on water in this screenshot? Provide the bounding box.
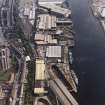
[67,0,105,105]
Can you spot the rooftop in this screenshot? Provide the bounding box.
[101,8,105,17]
[38,0,65,5]
[35,33,58,45]
[35,59,45,80]
[46,46,62,58]
[38,14,56,30]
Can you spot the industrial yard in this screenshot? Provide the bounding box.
[0,0,79,105]
[91,0,105,31]
[33,0,78,105]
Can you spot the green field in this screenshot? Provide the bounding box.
[0,69,13,84]
[0,100,6,105]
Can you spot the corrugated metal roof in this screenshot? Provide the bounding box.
[101,8,105,17]
[34,88,44,94]
[46,46,62,58]
[38,14,56,29]
[35,60,45,80]
[24,8,30,16]
[35,34,45,41]
[35,34,58,44]
[34,88,48,94]
[39,0,65,5]
[35,41,47,45]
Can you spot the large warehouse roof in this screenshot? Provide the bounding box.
[38,14,56,30]
[34,34,57,45]
[35,59,45,80]
[46,46,62,58]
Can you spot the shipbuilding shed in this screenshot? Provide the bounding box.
[34,33,58,45]
[34,59,48,95]
[45,46,64,63]
[38,14,57,30]
[38,0,65,5]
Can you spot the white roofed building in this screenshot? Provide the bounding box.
[46,46,62,58]
[101,8,105,18]
[34,34,57,45]
[38,0,65,5]
[38,14,56,30]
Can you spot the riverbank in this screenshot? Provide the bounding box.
[70,0,105,104]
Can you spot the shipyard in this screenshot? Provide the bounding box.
[0,0,79,105]
[0,0,105,105]
[33,0,78,104]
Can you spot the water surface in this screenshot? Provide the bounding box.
[68,0,105,105]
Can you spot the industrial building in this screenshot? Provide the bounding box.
[38,14,56,30]
[0,47,11,71]
[34,33,57,45]
[34,59,48,95]
[38,0,65,5]
[56,18,72,25]
[35,34,45,41]
[39,4,71,17]
[46,46,62,58]
[101,8,105,18]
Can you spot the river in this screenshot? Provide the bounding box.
[67,0,105,105]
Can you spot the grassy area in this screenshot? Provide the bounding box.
[0,71,10,83]
[0,68,14,84]
[0,100,6,105]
